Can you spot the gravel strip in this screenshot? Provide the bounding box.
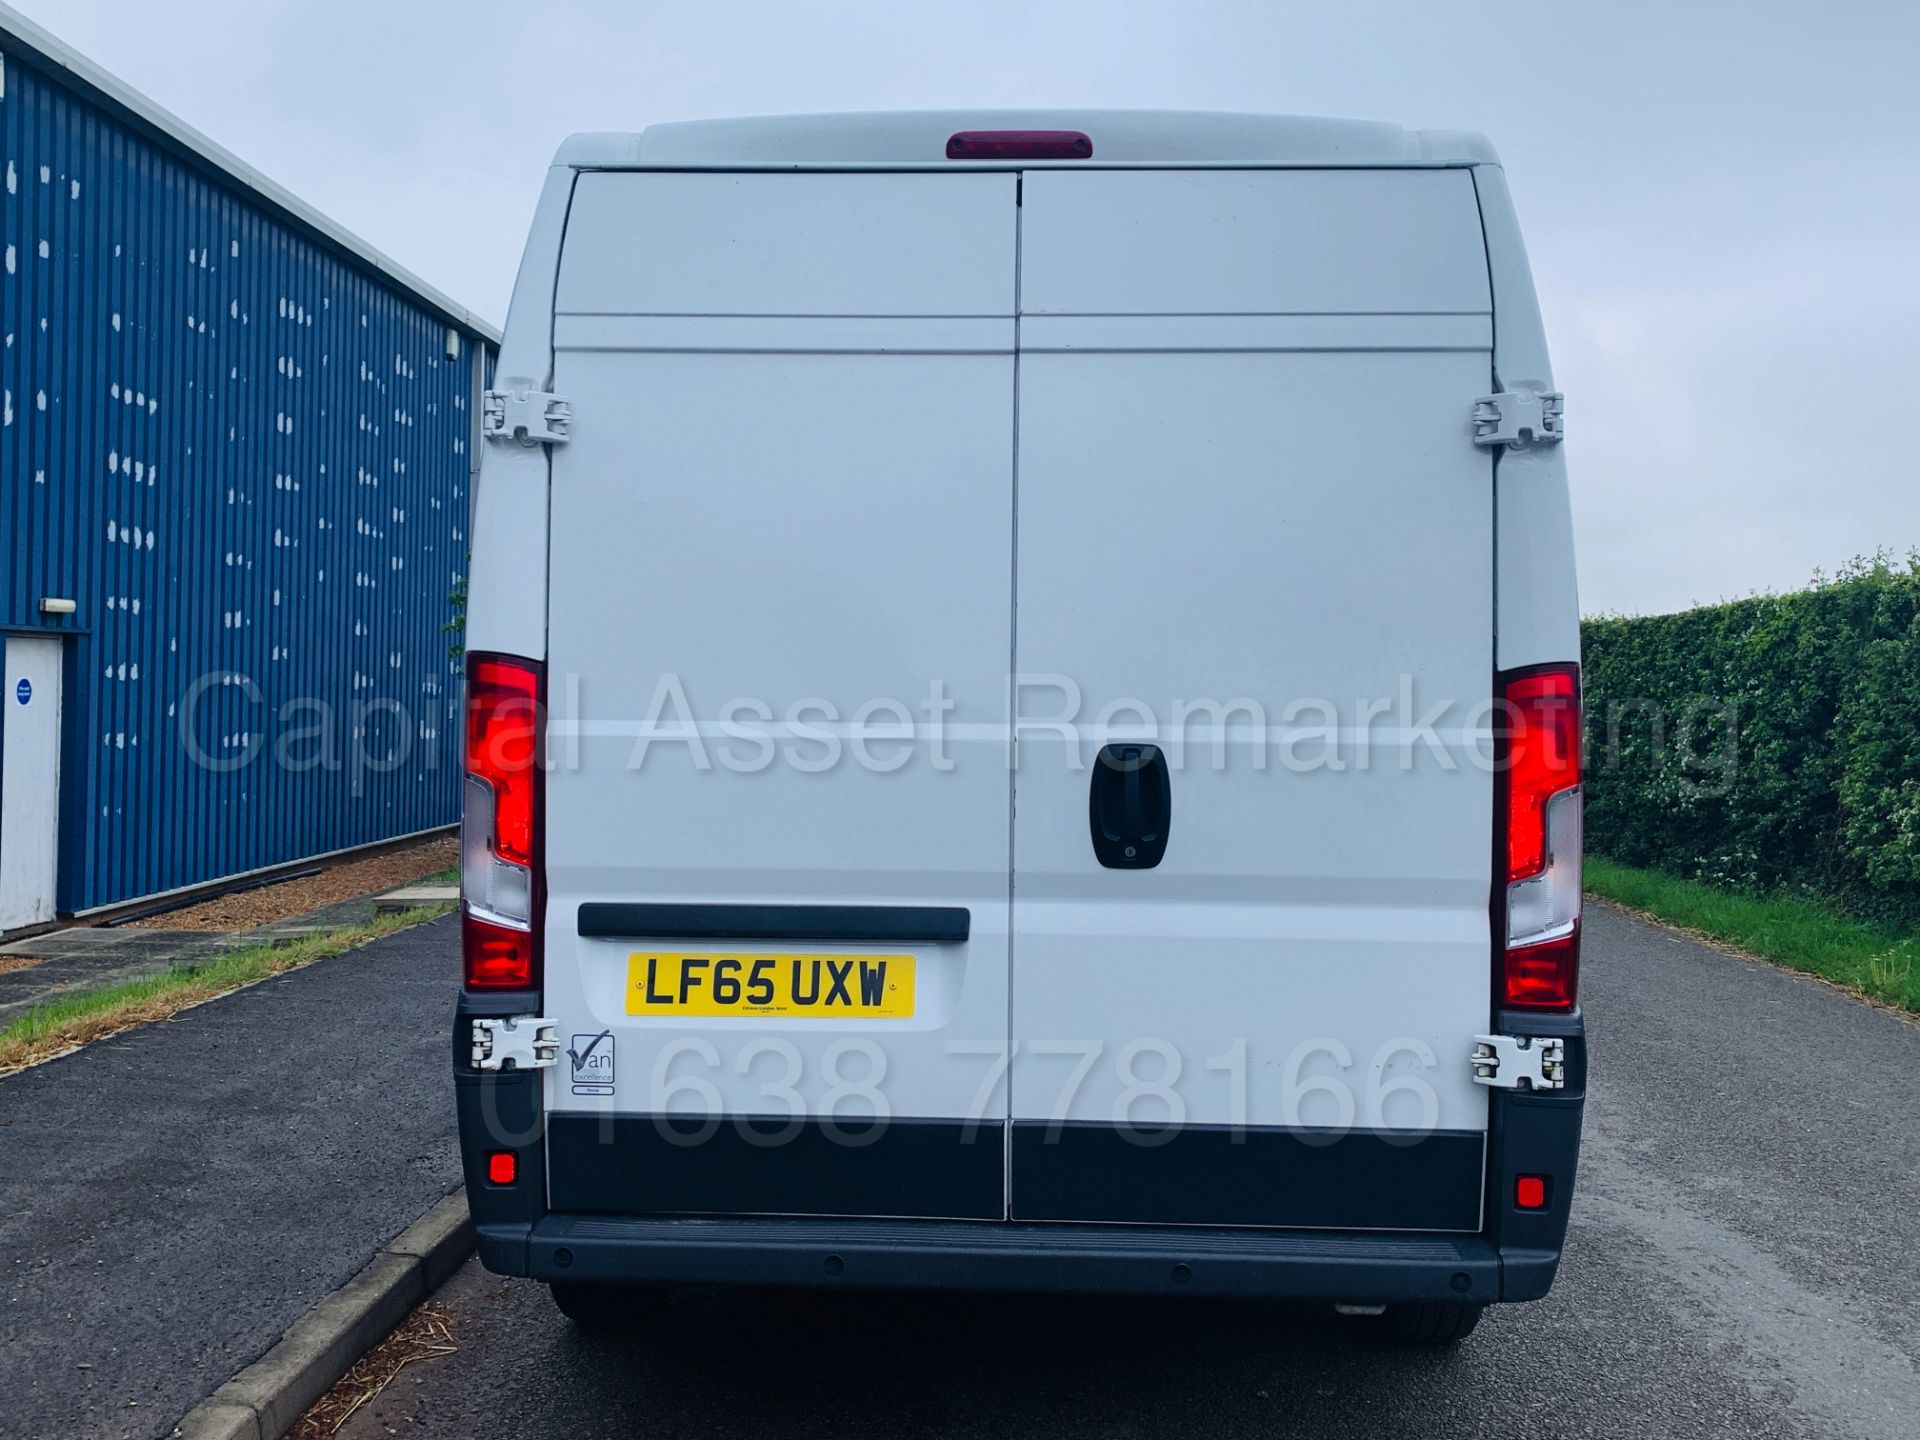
[129,834,458,931]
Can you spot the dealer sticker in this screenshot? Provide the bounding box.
[568,1029,615,1096]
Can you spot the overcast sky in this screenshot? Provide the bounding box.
[12,0,1918,616]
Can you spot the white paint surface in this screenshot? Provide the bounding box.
[540,171,1019,1127]
[1,637,64,931]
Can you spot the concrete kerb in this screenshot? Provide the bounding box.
[170,1189,474,1440]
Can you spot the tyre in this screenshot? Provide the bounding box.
[549,1281,659,1330]
[1380,1300,1485,1344]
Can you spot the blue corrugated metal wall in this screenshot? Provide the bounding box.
[1,43,482,912]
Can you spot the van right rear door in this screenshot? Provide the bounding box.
[1008,169,1498,1230]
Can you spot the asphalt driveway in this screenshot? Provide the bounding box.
[334,905,1920,1440]
[0,916,463,1440]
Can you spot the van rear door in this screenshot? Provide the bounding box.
[539,172,1017,1219]
[1009,169,1497,1230]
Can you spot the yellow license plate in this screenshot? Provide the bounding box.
[624,951,916,1019]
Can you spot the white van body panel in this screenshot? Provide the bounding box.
[555,110,1498,168]
[1473,164,1582,670]
[463,164,573,664]
[1010,348,1495,1134]
[1020,169,1490,316]
[1010,169,1493,1140]
[556,171,1015,317]
[540,172,1018,1125]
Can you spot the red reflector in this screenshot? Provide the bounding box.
[1504,923,1580,1010]
[1501,666,1581,882]
[465,656,541,867]
[946,129,1092,160]
[463,908,535,990]
[487,1151,517,1185]
[1515,1174,1548,1211]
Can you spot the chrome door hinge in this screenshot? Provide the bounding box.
[470,1016,560,1071]
[483,386,571,447]
[1471,389,1564,449]
[1471,1034,1567,1091]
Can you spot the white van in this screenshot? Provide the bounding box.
[456,111,1585,1344]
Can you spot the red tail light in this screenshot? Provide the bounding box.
[1502,923,1580,1010]
[1499,664,1582,1011]
[462,653,543,991]
[464,908,536,990]
[465,657,540,866]
[1503,668,1581,882]
[946,130,1093,160]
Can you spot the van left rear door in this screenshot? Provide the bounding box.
[540,171,1018,1219]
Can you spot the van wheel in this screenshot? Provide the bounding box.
[1380,1301,1484,1344]
[549,1281,658,1330]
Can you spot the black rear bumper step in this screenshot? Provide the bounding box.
[513,1213,1511,1303]
[576,902,970,945]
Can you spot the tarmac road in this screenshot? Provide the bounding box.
[335,904,1920,1440]
[0,916,464,1440]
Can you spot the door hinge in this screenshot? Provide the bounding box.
[483,386,571,447]
[1471,1033,1567,1091]
[1471,389,1564,449]
[470,1016,560,1071]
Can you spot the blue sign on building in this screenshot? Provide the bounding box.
[14,678,29,706]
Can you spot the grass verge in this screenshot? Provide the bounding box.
[0,905,453,1075]
[1586,856,1920,1013]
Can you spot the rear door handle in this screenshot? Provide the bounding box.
[1089,743,1171,869]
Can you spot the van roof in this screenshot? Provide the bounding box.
[554,110,1498,169]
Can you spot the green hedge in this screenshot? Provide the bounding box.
[1582,555,1920,927]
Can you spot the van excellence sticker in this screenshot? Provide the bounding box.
[567,1030,615,1095]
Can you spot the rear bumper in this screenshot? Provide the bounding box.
[489,1213,1539,1304]
[455,1001,1585,1307]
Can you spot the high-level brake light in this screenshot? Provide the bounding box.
[462,654,543,990]
[1499,664,1582,1011]
[946,130,1093,160]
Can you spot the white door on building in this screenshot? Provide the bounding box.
[0,636,63,932]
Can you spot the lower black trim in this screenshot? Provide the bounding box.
[576,902,970,945]
[547,1114,1004,1220]
[1012,1122,1485,1232]
[525,1213,1503,1302]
